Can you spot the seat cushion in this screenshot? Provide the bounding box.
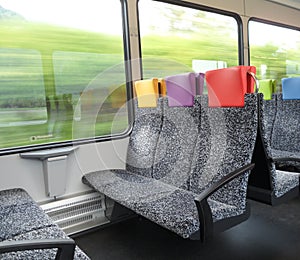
[0,189,54,241]
[271,94,300,153]
[208,198,242,222]
[272,170,300,198]
[83,170,200,239]
[0,188,33,207]
[1,226,89,260]
[271,148,300,162]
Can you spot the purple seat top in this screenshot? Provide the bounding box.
[165,72,204,107]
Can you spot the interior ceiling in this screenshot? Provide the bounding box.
[267,0,300,10]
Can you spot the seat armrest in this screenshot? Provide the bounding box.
[194,163,255,242]
[0,239,75,260]
[195,163,255,202]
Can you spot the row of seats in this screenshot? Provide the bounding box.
[83,66,259,241]
[1,67,297,258]
[0,188,89,259]
[248,77,300,205]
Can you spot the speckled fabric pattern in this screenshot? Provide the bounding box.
[271,94,300,153]
[0,188,90,259]
[82,169,200,238]
[271,149,300,160]
[82,96,204,239]
[133,189,200,239]
[207,198,237,222]
[258,93,300,198]
[83,169,177,207]
[0,188,34,207]
[82,94,258,239]
[258,94,277,158]
[0,189,54,241]
[272,170,300,198]
[152,97,200,190]
[272,149,300,173]
[126,98,163,178]
[1,226,89,260]
[270,94,300,171]
[190,94,258,215]
[0,202,54,241]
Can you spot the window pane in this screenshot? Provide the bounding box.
[53,51,128,140]
[249,21,300,91]
[0,0,128,150]
[0,48,47,147]
[138,0,239,78]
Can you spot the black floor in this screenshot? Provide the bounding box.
[74,197,300,260]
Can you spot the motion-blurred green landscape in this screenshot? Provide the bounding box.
[0,4,299,149]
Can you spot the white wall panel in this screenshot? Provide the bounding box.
[0,138,128,203]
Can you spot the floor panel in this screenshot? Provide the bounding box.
[74,197,300,260]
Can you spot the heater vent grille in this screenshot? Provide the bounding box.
[41,192,109,235]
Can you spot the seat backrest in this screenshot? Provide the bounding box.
[258,79,276,100]
[271,93,300,153]
[134,78,159,107]
[196,72,205,95]
[282,77,300,100]
[190,94,258,211]
[126,79,163,178]
[258,93,277,157]
[152,73,200,190]
[164,72,197,107]
[205,66,256,107]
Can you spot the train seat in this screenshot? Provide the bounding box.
[0,188,54,241]
[257,79,276,100]
[282,77,300,100]
[205,65,256,107]
[270,89,300,194]
[82,74,257,241]
[165,72,196,106]
[126,78,163,177]
[0,188,90,259]
[189,93,257,239]
[151,73,200,189]
[248,80,300,205]
[83,75,202,239]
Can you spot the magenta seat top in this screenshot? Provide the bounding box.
[165,72,203,107]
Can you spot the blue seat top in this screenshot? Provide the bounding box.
[282,77,300,100]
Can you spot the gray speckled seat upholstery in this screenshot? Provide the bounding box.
[1,226,89,260]
[191,94,258,223]
[270,94,300,198]
[0,188,89,259]
[248,93,300,205]
[126,99,163,177]
[0,189,54,242]
[271,94,300,159]
[84,169,200,238]
[83,95,202,239]
[152,97,200,190]
[83,95,258,240]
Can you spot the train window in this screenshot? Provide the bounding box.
[0,48,47,147]
[0,0,129,151]
[138,0,240,78]
[249,20,300,91]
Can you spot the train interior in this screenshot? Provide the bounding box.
[0,0,300,259]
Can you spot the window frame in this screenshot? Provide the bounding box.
[0,0,134,156]
[248,17,300,84]
[136,0,244,79]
